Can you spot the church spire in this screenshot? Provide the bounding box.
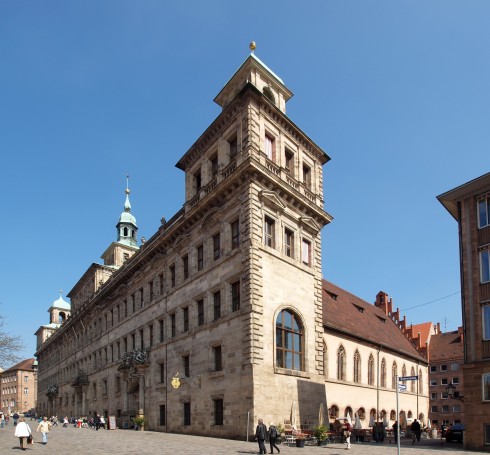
[116,175,138,247]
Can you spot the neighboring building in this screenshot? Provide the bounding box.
[428,328,464,429]
[323,281,429,429]
[438,172,490,451]
[0,358,38,415]
[35,292,71,351]
[34,50,429,439]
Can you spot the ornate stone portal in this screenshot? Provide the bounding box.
[118,349,149,419]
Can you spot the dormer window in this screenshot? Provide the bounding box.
[263,86,275,104]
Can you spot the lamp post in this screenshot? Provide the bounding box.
[445,383,464,401]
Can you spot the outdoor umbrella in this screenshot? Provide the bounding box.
[354,412,362,430]
[319,403,325,427]
[346,412,352,425]
[291,401,296,429]
[427,419,431,429]
[368,413,375,427]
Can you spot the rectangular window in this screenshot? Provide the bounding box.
[231,219,240,249]
[430,379,437,386]
[442,405,449,413]
[171,314,176,338]
[132,293,136,313]
[139,329,144,350]
[430,365,437,373]
[431,392,437,399]
[450,363,460,371]
[264,217,275,247]
[197,244,204,271]
[484,305,490,340]
[182,255,189,280]
[453,405,461,413]
[197,299,204,326]
[131,333,136,350]
[441,378,448,385]
[159,273,164,296]
[210,154,218,177]
[478,197,490,228]
[150,281,154,302]
[302,163,311,189]
[485,424,490,445]
[149,324,154,347]
[183,402,191,426]
[170,264,176,288]
[124,299,128,318]
[194,169,202,194]
[140,287,144,307]
[213,291,221,321]
[483,372,490,401]
[481,250,490,283]
[265,134,275,160]
[302,239,311,266]
[284,228,294,258]
[231,281,240,312]
[214,398,224,426]
[452,377,460,384]
[159,320,164,342]
[440,364,448,372]
[213,345,223,371]
[159,363,165,383]
[441,392,448,399]
[213,233,221,260]
[183,355,190,377]
[183,307,189,332]
[285,149,294,175]
[431,405,438,413]
[228,135,237,157]
[159,405,166,426]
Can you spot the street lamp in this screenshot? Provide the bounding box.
[445,383,464,401]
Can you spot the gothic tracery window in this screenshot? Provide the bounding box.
[368,353,374,386]
[337,345,346,381]
[353,350,361,383]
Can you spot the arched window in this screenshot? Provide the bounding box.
[275,309,304,371]
[345,406,353,419]
[358,407,366,419]
[337,345,346,380]
[419,369,423,394]
[392,362,398,389]
[368,354,375,386]
[323,342,328,377]
[390,410,396,420]
[380,358,387,388]
[353,350,361,383]
[402,364,407,387]
[329,404,339,419]
[263,86,276,104]
[407,410,413,419]
[410,367,416,392]
[123,227,128,237]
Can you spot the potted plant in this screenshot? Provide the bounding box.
[314,425,329,446]
[276,423,284,444]
[295,433,306,448]
[133,415,145,430]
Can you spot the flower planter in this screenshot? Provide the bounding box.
[296,439,306,448]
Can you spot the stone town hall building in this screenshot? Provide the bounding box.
[35,51,428,437]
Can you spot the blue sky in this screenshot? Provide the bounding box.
[1,1,488,361]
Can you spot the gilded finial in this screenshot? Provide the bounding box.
[249,41,256,53]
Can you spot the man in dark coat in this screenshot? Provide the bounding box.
[255,418,267,454]
[411,419,421,444]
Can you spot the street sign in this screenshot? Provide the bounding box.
[398,384,407,392]
[398,375,418,381]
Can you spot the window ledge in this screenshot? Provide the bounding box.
[274,367,310,379]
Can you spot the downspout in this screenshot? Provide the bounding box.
[377,345,381,422]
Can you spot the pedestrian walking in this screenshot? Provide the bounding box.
[37,416,52,444]
[268,422,281,454]
[255,418,268,454]
[14,417,32,451]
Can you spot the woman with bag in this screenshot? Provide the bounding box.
[14,416,32,451]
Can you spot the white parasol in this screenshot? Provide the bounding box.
[354,412,362,430]
[291,401,296,429]
[319,403,326,427]
[346,412,352,425]
[368,413,375,427]
[427,419,431,429]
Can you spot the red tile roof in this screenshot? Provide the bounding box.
[2,358,36,373]
[410,322,434,348]
[322,280,426,361]
[429,330,463,362]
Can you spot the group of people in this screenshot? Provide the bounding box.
[254,417,353,453]
[14,416,52,450]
